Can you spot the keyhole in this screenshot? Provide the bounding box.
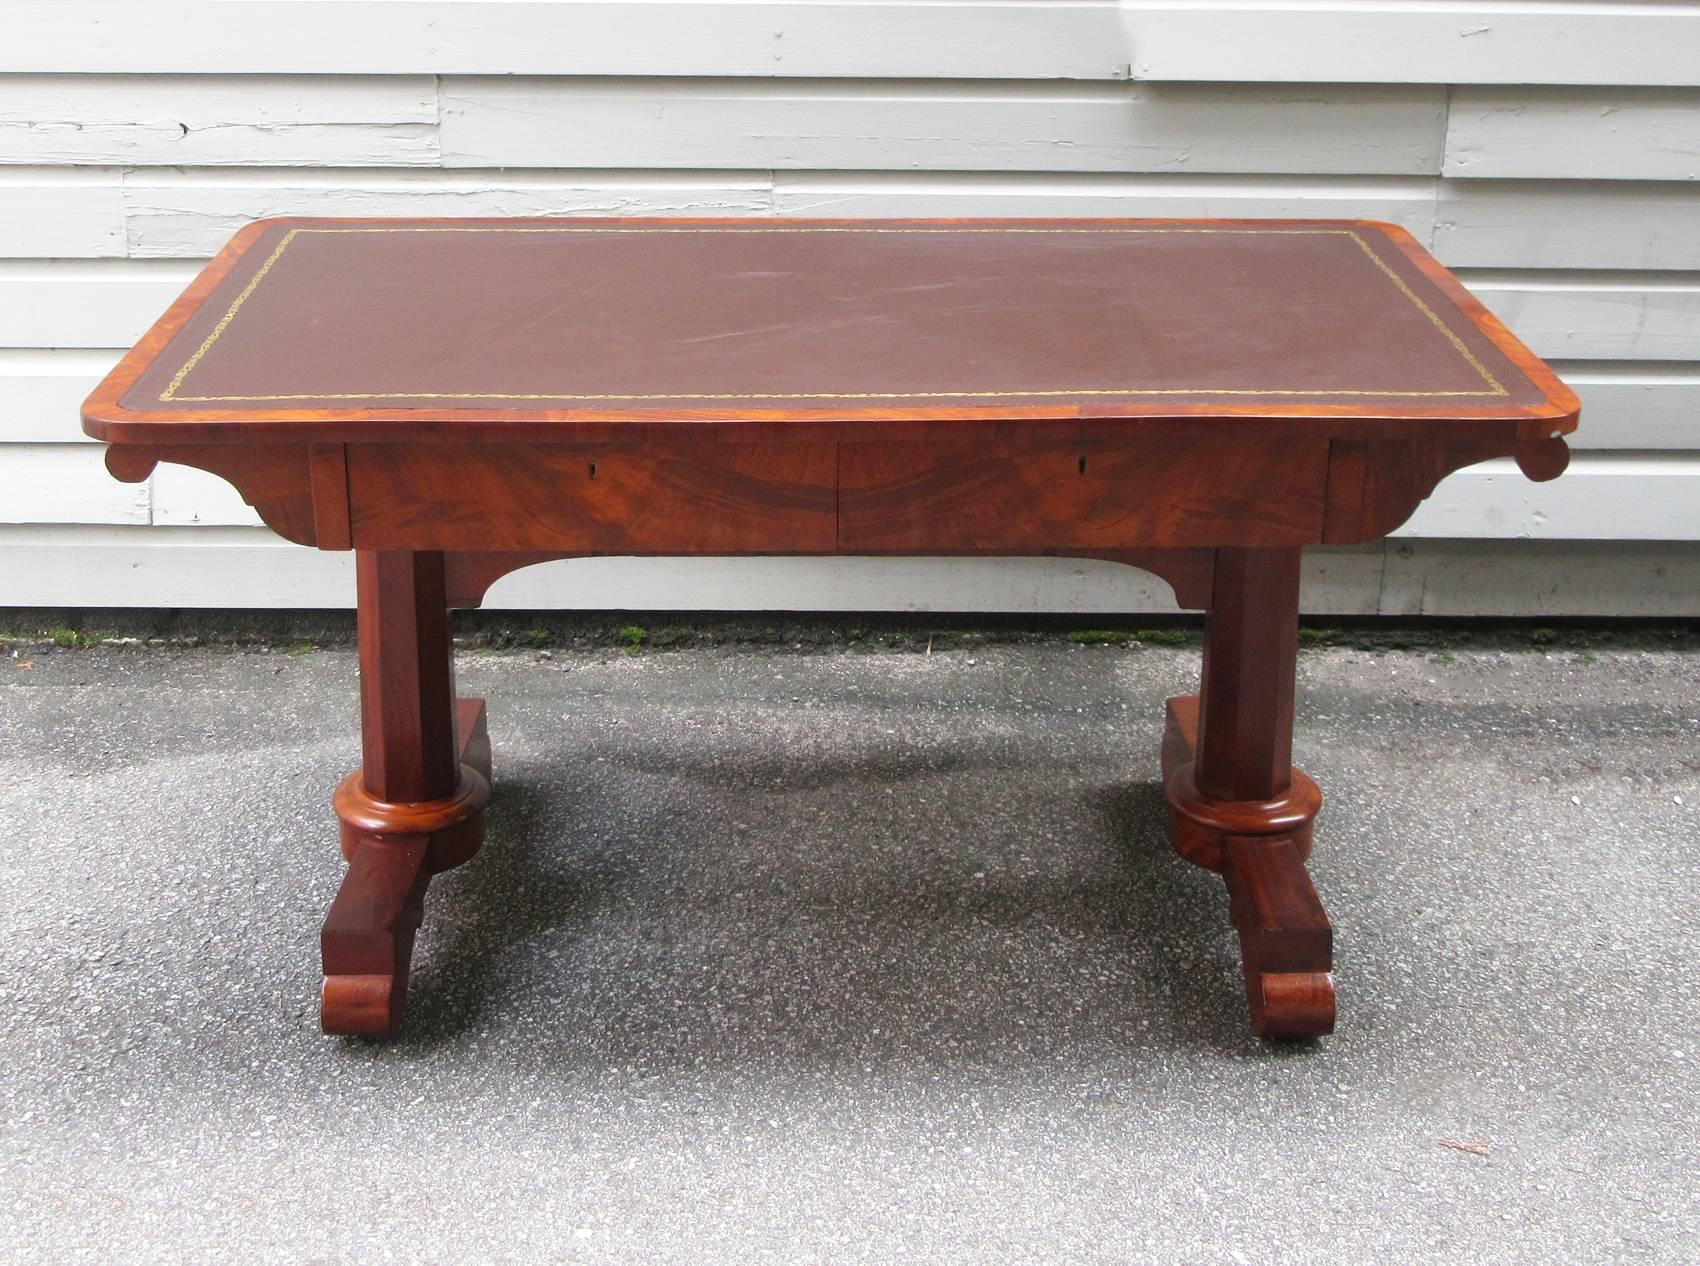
[588,461,598,480]
[1078,455,1087,476]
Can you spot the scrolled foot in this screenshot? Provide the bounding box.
[322,972,411,1038]
[1225,836,1335,1039]
[320,836,429,1037]
[1248,970,1337,1039]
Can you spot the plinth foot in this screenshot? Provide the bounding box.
[1162,695,1335,1039]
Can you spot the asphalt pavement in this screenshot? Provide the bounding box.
[1,636,1695,1264]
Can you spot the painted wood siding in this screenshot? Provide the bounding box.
[2,1,1697,615]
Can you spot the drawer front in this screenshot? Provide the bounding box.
[838,435,1329,552]
[349,440,836,553]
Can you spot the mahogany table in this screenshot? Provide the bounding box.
[84,217,1578,1040]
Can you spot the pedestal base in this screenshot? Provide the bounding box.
[1162,696,1335,1038]
[320,697,492,1036]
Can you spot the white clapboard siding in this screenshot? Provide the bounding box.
[0,526,356,608]
[0,260,197,347]
[2,528,1697,617]
[0,444,148,524]
[0,525,1372,614]
[1124,4,1700,87]
[1378,539,1700,617]
[1435,180,1700,271]
[2,10,1698,617]
[5,2,1127,80]
[1444,87,1700,180]
[0,168,124,257]
[1460,271,1700,361]
[0,76,438,167]
[21,169,1700,274]
[0,348,119,442]
[118,170,1446,259]
[1404,454,1700,540]
[120,169,774,258]
[150,463,262,528]
[770,171,1440,231]
[1554,363,1700,451]
[439,79,1447,175]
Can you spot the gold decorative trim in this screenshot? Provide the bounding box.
[159,225,1510,405]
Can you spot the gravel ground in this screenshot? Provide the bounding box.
[0,639,1695,1265]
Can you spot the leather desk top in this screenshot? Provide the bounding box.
[84,217,1578,443]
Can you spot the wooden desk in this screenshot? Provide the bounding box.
[84,217,1578,1040]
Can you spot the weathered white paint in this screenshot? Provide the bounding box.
[1405,454,1700,540]
[12,166,1689,270]
[0,168,125,257]
[0,260,196,348]
[770,171,1440,229]
[0,445,149,525]
[1460,271,1700,361]
[1378,539,1700,617]
[0,349,119,442]
[150,462,261,528]
[2,5,1697,614]
[1444,87,1700,180]
[0,76,439,167]
[3,528,1697,617]
[1124,4,1700,87]
[1435,180,1700,271]
[0,526,358,609]
[5,2,1129,79]
[120,169,774,258]
[1555,363,1700,450]
[440,78,1447,174]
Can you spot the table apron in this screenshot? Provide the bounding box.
[341,436,1330,554]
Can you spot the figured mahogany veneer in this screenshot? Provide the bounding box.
[85,216,1578,1041]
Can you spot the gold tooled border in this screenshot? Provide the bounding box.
[159,226,1509,404]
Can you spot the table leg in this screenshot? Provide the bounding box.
[320,550,492,1036]
[1161,547,1335,1038]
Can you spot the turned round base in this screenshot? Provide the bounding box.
[333,764,491,872]
[1164,761,1322,873]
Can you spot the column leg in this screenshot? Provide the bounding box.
[1160,547,1334,1038]
[320,550,493,1037]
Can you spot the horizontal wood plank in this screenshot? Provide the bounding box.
[1551,363,1700,450]
[150,462,261,528]
[769,171,1438,231]
[121,169,773,258]
[440,78,1447,174]
[0,260,197,348]
[0,168,124,257]
[0,75,438,167]
[0,527,1202,612]
[18,168,1700,273]
[1460,271,1700,361]
[1126,5,1700,87]
[0,444,149,525]
[1436,180,1700,270]
[0,349,121,442]
[5,2,1127,79]
[1444,87,1700,181]
[1404,453,1700,540]
[1,527,1695,616]
[1378,538,1700,617]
